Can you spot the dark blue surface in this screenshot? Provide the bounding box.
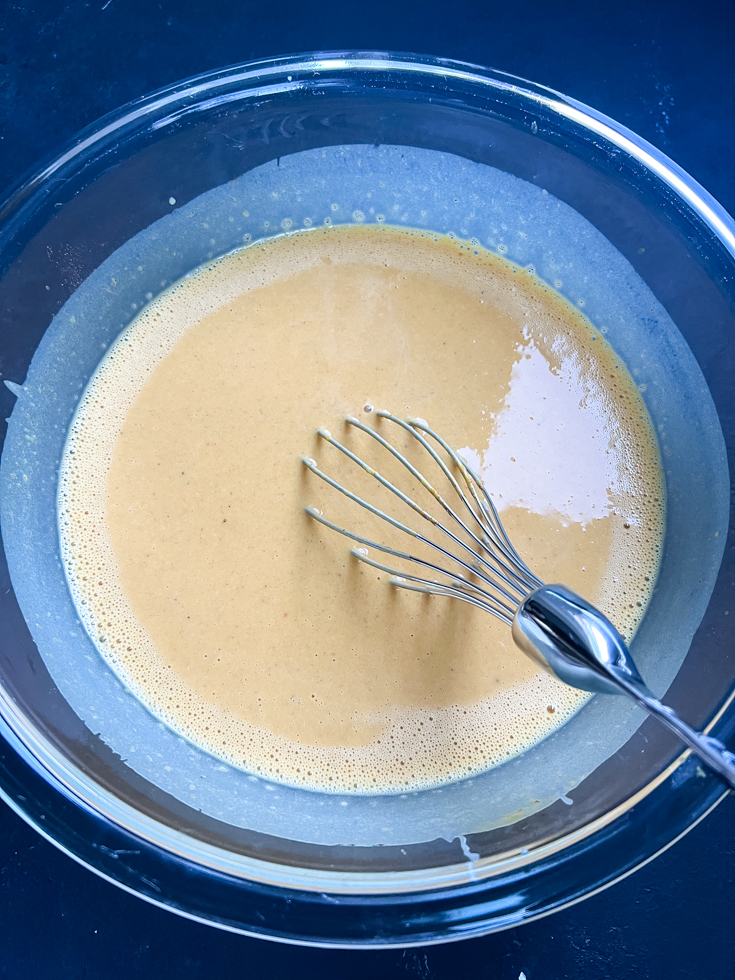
[0,1,734,976]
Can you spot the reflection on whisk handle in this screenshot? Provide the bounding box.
[631,692,735,792]
[513,584,735,791]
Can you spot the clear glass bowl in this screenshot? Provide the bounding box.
[0,51,733,946]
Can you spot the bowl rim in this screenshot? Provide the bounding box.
[1,50,733,261]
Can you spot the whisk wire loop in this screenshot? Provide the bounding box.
[303,414,544,622]
[302,455,521,613]
[312,426,529,605]
[346,417,536,599]
[349,412,502,563]
[305,498,510,610]
[377,412,541,593]
[349,548,516,623]
[404,414,541,591]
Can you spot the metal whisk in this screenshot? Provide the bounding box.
[302,410,735,790]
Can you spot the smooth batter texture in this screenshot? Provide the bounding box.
[58,225,665,793]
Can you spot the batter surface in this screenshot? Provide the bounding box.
[58,225,664,792]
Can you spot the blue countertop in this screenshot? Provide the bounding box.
[0,1,733,976]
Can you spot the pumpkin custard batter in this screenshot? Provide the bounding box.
[58,225,664,793]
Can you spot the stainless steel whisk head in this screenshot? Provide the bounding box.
[302,411,735,791]
[303,410,542,626]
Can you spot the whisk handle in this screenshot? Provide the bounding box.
[628,689,735,791]
[512,584,735,791]
[511,584,645,698]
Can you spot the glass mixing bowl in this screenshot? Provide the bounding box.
[0,52,733,947]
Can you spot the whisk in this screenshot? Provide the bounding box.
[302,410,735,790]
